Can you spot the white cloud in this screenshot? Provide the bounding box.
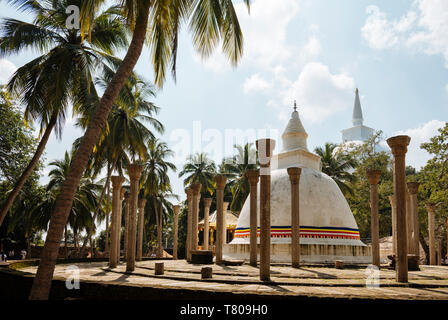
[0,59,16,84]
[361,5,399,49]
[243,73,272,94]
[362,1,448,68]
[406,0,448,67]
[280,62,355,123]
[394,119,446,169]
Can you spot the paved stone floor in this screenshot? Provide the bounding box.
[20,260,448,300]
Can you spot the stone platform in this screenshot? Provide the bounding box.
[223,242,372,264]
[16,260,448,300]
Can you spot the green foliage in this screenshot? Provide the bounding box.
[220,143,258,212]
[336,132,394,239]
[418,122,448,242]
[0,88,45,250]
[179,152,217,195]
[0,89,41,183]
[315,142,356,196]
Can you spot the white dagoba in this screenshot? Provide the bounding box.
[341,88,374,143]
[223,103,371,264]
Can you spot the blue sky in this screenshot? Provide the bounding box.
[0,0,447,203]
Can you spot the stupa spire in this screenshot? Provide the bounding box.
[281,101,308,152]
[352,88,363,126]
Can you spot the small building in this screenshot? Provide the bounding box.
[198,203,239,248]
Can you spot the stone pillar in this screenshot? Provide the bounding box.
[438,240,442,265]
[387,135,411,283]
[191,183,202,251]
[185,188,193,262]
[109,176,125,268]
[246,169,260,267]
[203,198,212,250]
[173,205,180,260]
[367,169,381,268]
[287,167,302,268]
[136,197,147,261]
[406,191,413,253]
[123,192,130,260]
[214,175,227,264]
[407,182,420,258]
[117,188,126,263]
[389,195,397,255]
[256,138,276,281]
[426,203,436,265]
[126,164,143,272]
[223,202,229,244]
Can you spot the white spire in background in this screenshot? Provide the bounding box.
[352,88,363,126]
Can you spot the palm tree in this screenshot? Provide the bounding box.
[314,143,357,196]
[78,73,163,256]
[179,153,217,195]
[142,139,176,257]
[220,143,258,212]
[30,0,250,299]
[0,0,128,226]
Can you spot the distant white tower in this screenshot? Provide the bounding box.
[341,88,374,142]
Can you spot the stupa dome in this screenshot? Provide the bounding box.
[223,105,371,264]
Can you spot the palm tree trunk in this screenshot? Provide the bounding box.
[0,112,58,226]
[29,5,150,299]
[80,160,116,256]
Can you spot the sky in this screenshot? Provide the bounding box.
[0,0,447,205]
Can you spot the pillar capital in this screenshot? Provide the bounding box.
[366,169,381,185]
[389,195,395,206]
[214,174,227,190]
[127,163,144,181]
[386,135,411,156]
[256,138,276,167]
[203,197,212,208]
[138,198,147,209]
[426,202,436,213]
[120,187,126,200]
[287,167,302,184]
[191,183,202,195]
[111,175,125,189]
[407,182,420,195]
[173,205,180,215]
[246,169,260,186]
[185,187,193,199]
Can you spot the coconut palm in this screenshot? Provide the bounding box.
[314,143,357,196]
[78,73,164,256]
[142,139,176,257]
[0,0,128,226]
[179,153,217,195]
[30,0,249,299]
[220,143,258,212]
